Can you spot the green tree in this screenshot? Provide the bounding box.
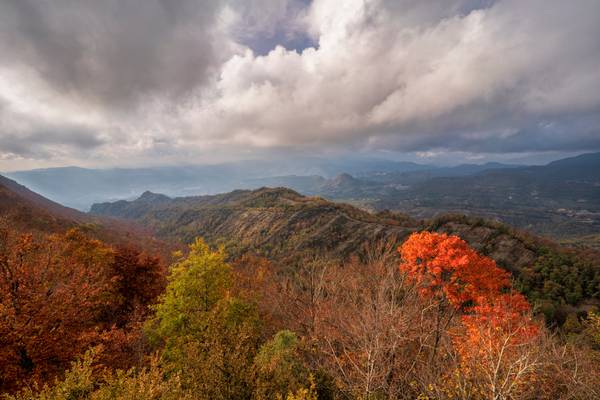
[146,238,262,400]
[254,330,309,400]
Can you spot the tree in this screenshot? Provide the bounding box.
[105,245,165,327]
[254,330,309,400]
[399,232,543,399]
[0,227,113,391]
[146,238,262,400]
[399,231,512,309]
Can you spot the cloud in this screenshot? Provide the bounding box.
[0,0,599,170]
[0,0,234,109]
[190,0,600,153]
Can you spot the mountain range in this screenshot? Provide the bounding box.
[3,157,436,210]
[5,153,600,240]
[239,153,600,238]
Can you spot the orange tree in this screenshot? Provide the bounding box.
[399,232,541,398]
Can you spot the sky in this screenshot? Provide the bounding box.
[0,0,599,171]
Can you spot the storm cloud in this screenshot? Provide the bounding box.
[0,0,599,169]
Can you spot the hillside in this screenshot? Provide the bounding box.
[92,187,421,261]
[251,153,600,239]
[92,187,600,321]
[89,187,539,269]
[0,174,85,232]
[0,174,168,254]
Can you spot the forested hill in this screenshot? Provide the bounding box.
[92,187,421,260]
[0,174,85,232]
[0,174,166,253]
[92,187,600,320]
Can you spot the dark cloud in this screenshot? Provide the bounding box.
[0,0,599,170]
[368,114,600,155]
[0,0,226,109]
[0,124,106,159]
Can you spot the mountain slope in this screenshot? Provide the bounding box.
[92,187,600,322]
[92,187,422,261]
[0,174,85,232]
[90,188,535,268]
[0,174,168,254]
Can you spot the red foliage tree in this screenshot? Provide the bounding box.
[399,232,541,398]
[399,231,512,309]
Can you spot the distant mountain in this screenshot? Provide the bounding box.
[359,162,522,184]
[5,158,435,210]
[244,154,600,239]
[372,152,600,238]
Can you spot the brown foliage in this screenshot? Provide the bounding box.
[0,222,166,393]
[106,246,166,327]
[0,227,112,390]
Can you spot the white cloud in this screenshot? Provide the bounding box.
[1,0,599,170]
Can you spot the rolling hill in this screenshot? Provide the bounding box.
[92,187,600,322]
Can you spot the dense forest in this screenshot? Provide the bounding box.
[1,177,599,399]
[2,228,599,399]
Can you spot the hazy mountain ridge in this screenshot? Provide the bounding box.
[3,158,516,211]
[374,153,600,237]
[7,153,600,239]
[4,158,435,210]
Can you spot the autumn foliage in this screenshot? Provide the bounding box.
[400,231,542,397]
[2,227,599,399]
[0,224,165,392]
